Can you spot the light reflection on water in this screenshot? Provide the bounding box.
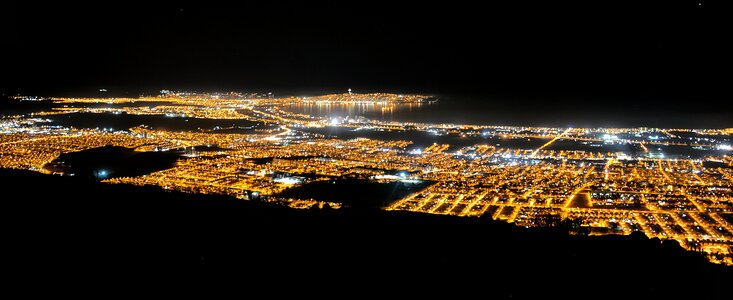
[281,102,426,122]
[280,99,733,128]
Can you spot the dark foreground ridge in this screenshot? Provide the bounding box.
[4,169,731,298]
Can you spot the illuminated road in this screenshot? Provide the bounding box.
[564,183,592,209]
[264,126,292,141]
[531,127,573,157]
[639,142,649,153]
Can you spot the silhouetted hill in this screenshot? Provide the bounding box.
[3,169,731,298]
[44,145,181,179]
[275,178,432,208]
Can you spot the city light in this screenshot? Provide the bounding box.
[0,92,731,265]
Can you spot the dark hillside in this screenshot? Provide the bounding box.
[3,169,730,298]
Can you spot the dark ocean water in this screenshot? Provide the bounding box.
[4,94,730,128]
[282,95,733,128]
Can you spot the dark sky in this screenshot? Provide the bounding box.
[3,1,731,110]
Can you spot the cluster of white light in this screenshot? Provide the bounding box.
[273,177,303,185]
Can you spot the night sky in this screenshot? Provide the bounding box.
[3,1,731,119]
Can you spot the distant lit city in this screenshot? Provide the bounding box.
[2,91,732,265]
